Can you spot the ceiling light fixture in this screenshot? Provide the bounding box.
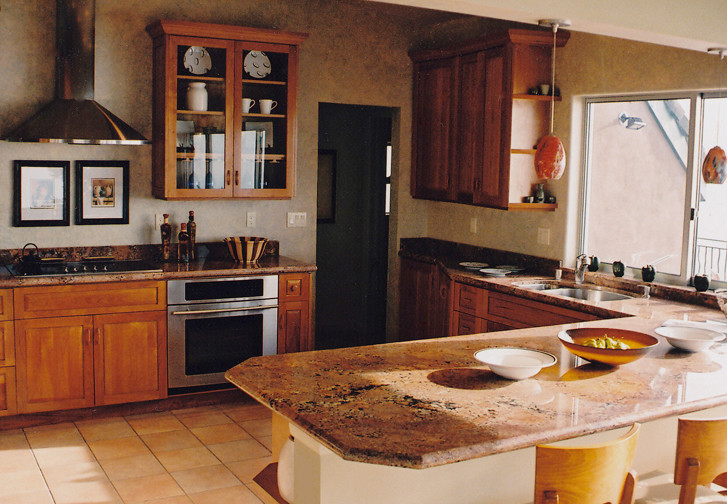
[702,47,727,184]
[534,19,570,180]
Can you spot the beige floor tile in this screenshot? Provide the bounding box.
[222,404,271,423]
[177,411,233,429]
[49,479,123,504]
[189,484,264,504]
[0,446,39,472]
[171,406,220,418]
[138,496,194,504]
[0,429,30,450]
[89,435,150,461]
[0,489,55,504]
[0,468,48,496]
[76,417,136,443]
[170,464,241,494]
[256,436,273,451]
[112,473,184,503]
[237,419,272,439]
[99,452,166,481]
[225,455,273,483]
[25,422,85,448]
[141,429,202,453]
[191,422,251,445]
[154,446,220,473]
[33,444,97,469]
[41,460,107,486]
[207,439,270,463]
[126,413,185,436]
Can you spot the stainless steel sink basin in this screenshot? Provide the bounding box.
[514,281,560,291]
[544,287,632,302]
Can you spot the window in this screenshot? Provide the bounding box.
[580,93,727,287]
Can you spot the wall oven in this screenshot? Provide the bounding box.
[167,276,278,389]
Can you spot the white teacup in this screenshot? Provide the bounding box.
[242,98,255,114]
[259,99,278,114]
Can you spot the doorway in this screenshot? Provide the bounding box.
[316,103,393,349]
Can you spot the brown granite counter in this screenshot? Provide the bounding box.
[226,311,727,469]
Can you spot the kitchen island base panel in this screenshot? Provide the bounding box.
[270,404,727,504]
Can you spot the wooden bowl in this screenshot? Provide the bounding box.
[224,236,268,263]
[558,327,658,366]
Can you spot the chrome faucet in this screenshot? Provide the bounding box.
[575,254,590,285]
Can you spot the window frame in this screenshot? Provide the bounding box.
[578,91,706,286]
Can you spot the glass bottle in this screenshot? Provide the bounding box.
[187,211,197,261]
[160,214,172,262]
[178,223,190,263]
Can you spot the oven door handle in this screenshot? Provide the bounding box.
[171,305,278,316]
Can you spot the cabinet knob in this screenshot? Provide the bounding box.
[235,170,240,186]
[226,170,231,186]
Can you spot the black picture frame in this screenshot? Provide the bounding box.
[75,160,130,225]
[13,160,70,227]
[317,149,337,223]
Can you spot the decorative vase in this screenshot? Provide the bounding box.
[187,82,208,111]
[612,261,625,277]
[694,274,710,292]
[277,436,295,503]
[641,265,655,282]
[534,183,545,203]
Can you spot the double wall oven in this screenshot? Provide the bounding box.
[167,275,278,390]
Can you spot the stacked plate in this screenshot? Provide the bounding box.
[459,262,489,271]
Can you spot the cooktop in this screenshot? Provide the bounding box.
[5,259,163,277]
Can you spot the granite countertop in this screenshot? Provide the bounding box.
[226,238,727,470]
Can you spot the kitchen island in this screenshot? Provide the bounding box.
[226,301,727,503]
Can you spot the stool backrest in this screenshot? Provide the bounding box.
[535,424,640,504]
[675,417,727,486]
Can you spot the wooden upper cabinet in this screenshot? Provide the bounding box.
[411,57,457,201]
[147,20,308,200]
[409,29,569,211]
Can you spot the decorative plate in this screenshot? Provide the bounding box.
[459,262,489,270]
[244,51,271,79]
[479,268,510,277]
[183,46,212,75]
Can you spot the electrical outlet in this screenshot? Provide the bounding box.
[287,212,307,227]
[470,217,477,234]
[246,212,256,227]
[537,227,550,246]
[154,214,164,230]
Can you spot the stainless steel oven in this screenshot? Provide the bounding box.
[167,276,278,389]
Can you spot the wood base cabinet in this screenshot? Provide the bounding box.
[0,290,15,416]
[399,258,452,341]
[278,274,313,353]
[14,282,167,414]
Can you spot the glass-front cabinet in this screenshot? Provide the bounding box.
[147,21,307,199]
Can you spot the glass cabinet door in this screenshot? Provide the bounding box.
[235,42,294,197]
[172,37,234,197]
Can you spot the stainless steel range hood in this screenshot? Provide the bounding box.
[3,0,148,145]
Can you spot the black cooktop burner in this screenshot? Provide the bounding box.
[6,260,163,277]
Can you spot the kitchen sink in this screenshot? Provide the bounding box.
[513,281,560,291]
[544,287,632,302]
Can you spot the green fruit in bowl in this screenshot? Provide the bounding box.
[612,261,625,277]
[588,256,599,272]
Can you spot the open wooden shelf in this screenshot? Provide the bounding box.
[176,152,224,159]
[242,113,286,119]
[512,93,562,101]
[511,148,537,155]
[177,75,225,82]
[242,79,287,86]
[250,463,286,504]
[240,154,286,161]
[177,109,225,116]
[508,202,558,211]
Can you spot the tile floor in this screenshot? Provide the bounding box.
[0,401,274,504]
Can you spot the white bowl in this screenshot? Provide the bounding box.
[654,326,725,352]
[473,347,557,380]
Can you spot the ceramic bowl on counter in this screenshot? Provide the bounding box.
[654,326,725,352]
[558,328,658,366]
[224,236,268,263]
[473,347,557,380]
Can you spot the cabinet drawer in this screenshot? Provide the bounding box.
[0,290,12,322]
[279,274,310,303]
[15,281,166,319]
[0,367,17,417]
[0,322,14,367]
[487,291,598,328]
[453,283,487,317]
[452,311,487,336]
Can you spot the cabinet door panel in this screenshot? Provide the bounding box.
[456,52,486,204]
[0,321,15,367]
[95,311,167,406]
[0,289,13,322]
[0,367,17,416]
[399,259,434,341]
[278,301,310,353]
[279,273,310,303]
[411,58,457,201]
[16,316,94,413]
[488,291,599,329]
[453,282,487,318]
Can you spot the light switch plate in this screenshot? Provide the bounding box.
[287,212,307,227]
[537,228,550,246]
[154,214,164,230]
[246,212,256,227]
[470,217,477,234]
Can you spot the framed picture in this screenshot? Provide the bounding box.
[75,160,129,225]
[13,160,70,227]
[317,149,337,223]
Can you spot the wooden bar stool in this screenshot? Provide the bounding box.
[636,417,727,504]
[534,424,640,504]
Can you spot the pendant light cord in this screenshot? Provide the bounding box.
[549,24,558,134]
[718,50,724,144]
